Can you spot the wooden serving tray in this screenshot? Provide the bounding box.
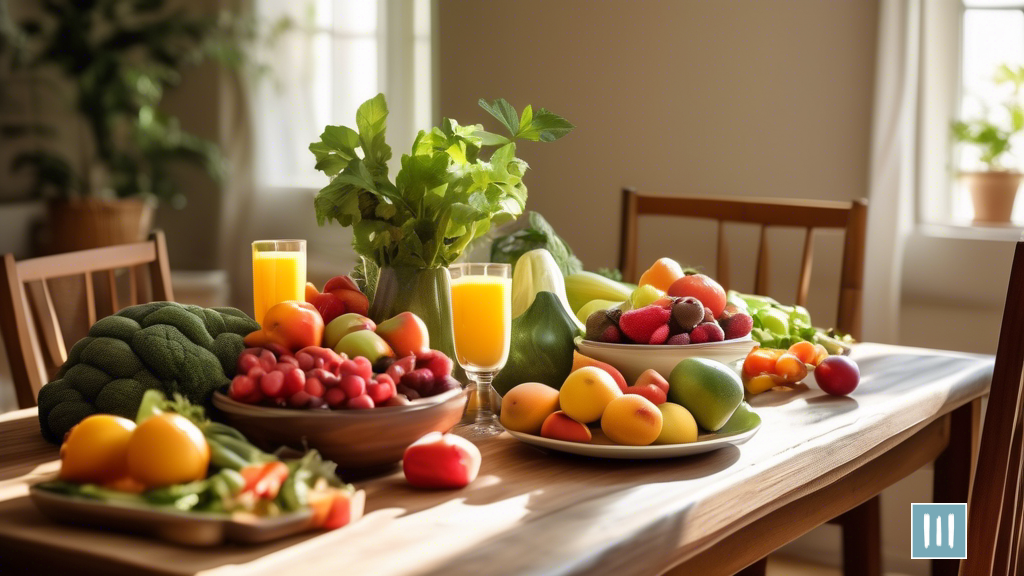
[29,486,320,547]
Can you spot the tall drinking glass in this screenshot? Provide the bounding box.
[252,240,306,326]
[448,263,511,439]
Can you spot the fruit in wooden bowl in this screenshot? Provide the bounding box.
[213,387,467,472]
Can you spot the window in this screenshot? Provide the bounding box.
[253,0,432,190]
[953,1,1024,222]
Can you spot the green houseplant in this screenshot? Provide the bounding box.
[1,0,276,252]
[953,64,1024,224]
[309,93,573,366]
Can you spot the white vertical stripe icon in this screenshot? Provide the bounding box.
[949,513,955,548]
[936,515,942,547]
[924,514,930,548]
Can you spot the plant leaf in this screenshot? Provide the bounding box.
[478,98,520,136]
[517,108,575,142]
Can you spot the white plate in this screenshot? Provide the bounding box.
[507,418,760,460]
[577,335,754,382]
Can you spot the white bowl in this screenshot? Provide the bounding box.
[576,336,755,382]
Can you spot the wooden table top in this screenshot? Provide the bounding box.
[0,343,993,576]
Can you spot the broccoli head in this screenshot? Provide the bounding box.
[36,302,258,443]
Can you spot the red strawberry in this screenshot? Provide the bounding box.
[666,333,690,345]
[648,324,670,345]
[618,305,671,343]
[690,322,725,344]
[719,312,753,340]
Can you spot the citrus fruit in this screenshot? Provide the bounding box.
[667,274,727,318]
[668,357,743,431]
[59,414,136,484]
[638,258,685,292]
[654,403,698,444]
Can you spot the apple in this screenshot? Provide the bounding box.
[403,432,482,489]
[376,312,430,357]
[334,330,394,364]
[324,313,376,349]
[244,301,324,352]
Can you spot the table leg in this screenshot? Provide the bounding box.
[933,399,982,576]
[839,496,882,576]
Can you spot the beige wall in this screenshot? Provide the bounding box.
[438,0,878,329]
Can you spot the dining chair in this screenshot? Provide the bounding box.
[618,188,871,575]
[0,230,173,409]
[961,239,1024,576]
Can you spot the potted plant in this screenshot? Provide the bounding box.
[953,64,1024,224]
[309,94,573,365]
[0,0,273,252]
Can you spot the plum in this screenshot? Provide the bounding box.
[814,356,860,396]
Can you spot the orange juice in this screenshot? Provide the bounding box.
[252,251,305,326]
[450,275,511,370]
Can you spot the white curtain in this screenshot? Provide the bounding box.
[862,0,920,344]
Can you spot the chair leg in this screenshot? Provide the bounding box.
[839,496,882,576]
[734,556,767,576]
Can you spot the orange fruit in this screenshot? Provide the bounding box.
[638,258,685,292]
[667,274,727,318]
[743,347,783,378]
[774,353,808,383]
[787,341,818,365]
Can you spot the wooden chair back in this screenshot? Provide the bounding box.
[0,230,173,409]
[619,188,868,338]
[962,240,1024,576]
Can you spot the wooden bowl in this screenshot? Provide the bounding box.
[212,388,467,472]
[576,336,755,382]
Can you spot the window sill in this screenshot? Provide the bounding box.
[915,222,1024,243]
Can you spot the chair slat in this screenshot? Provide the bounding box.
[619,188,641,282]
[754,226,770,296]
[128,266,139,306]
[83,272,96,327]
[28,280,66,369]
[634,193,853,228]
[796,228,815,307]
[106,269,119,314]
[16,242,157,282]
[962,241,1024,575]
[716,220,730,291]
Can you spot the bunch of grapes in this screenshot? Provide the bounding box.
[228,345,458,410]
[377,350,461,399]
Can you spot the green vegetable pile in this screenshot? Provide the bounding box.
[36,302,258,443]
[491,212,583,277]
[309,94,573,283]
[730,291,853,354]
[38,391,349,516]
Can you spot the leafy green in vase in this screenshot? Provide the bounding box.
[309,94,573,271]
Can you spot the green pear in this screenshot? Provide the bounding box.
[324,313,376,349]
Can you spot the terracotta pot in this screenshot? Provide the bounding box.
[45,198,155,254]
[962,171,1023,224]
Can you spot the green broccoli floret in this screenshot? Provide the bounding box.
[35,302,258,443]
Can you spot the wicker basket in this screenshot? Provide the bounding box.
[45,198,155,254]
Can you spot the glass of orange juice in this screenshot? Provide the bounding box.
[252,240,306,326]
[449,262,511,439]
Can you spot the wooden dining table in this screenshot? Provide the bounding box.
[0,343,993,576]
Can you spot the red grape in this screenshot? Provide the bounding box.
[351,356,373,380]
[366,379,395,404]
[420,351,454,380]
[306,368,338,387]
[340,375,366,399]
[396,385,420,400]
[433,376,461,394]
[282,368,306,397]
[814,356,860,396]
[305,377,325,398]
[288,391,312,408]
[384,394,412,407]
[260,371,285,397]
[345,394,374,410]
[264,343,290,358]
[247,367,267,381]
[258,350,277,372]
[295,352,315,371]
[401,368,435,393]
[229,375,255,401]
[278,355,299,366]
[242,347,264,357]
[324,387,347,408]
[308,396,326,409]
[237,353,260,375]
